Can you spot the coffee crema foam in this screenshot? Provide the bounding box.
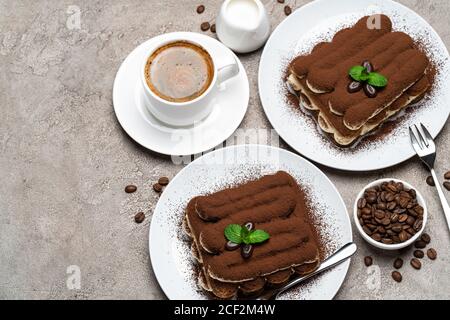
[144,41,214,103]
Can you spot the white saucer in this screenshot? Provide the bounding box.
[113,32,249,156]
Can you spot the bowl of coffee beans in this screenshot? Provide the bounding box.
[354,179,427,250]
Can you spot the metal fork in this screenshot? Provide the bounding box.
[409,123,450,231]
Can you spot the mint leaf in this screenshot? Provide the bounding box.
[349,66,367,81]
[248,230,270,244]
[368,72,388,87]
[224,224,243,244]
[241,226,251,244]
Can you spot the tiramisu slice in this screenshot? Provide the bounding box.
[287,14,432,147]
[184,171,320,299]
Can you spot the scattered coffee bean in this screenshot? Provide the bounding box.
[410,258,422,270]
[392,271,402,282]
[196,5,205,14]
[284,5,292,16]
[158,177,169,186]
[414,240,427,249]
[444,171,450,180]
[393,258,403,269]
[210,24,216,33]
[200,22,210,31]
[357,181,423,245]
[277,0,285,3]
[125,185,137,193]
[421,233,431,244]
[444,181,450,191]
[413,250,424,258]
[364,256,373,267]
[134,212,145,224]
[426,176,435,186]
[427,248,437,260]
[153,183,163,193]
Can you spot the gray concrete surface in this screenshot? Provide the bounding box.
[0,0,449,300]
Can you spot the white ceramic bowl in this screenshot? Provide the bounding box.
[353,178,427,250]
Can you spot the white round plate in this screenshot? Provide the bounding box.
[259,0,450,171]
[113,32,249,156]
[149,145,352,300]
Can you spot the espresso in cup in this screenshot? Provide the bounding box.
[144,41,214,103]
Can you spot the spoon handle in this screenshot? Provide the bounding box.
[258,242,357,300]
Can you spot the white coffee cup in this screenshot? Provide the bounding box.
[216,0,271,53]
[141,38,240,127]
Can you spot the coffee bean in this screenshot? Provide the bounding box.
[363,226,372,235]
[210,24,216,33]
[426,176,435,186]
[406,216,415,226]
[387,202,396,211]
[371,233,382,241]
[390,213,399,223]
[366,193,377,204]
[392,271,402,282]
[374,210,385,219]
[134,212,145,224]
[348,81,362,93]
[196,5,205,14]
[421,233,431,244]
[410,258,422,270]
[241,244,253,259]
[381,217,391,226]
[158,177,169,186]
[200,22,210,31]
[225,241,240,251]
[409,189,416,199]
[399,231,408,242]
[357,198,366,209]
[427,248,437,260]
[153,183,163,193]
[382,238,393,244]
[398,214,408,223]
[125,185,137,193]
[284,5,292,16]
[364,256,373,267]
[413,219,423,232]
[445,171,450,180]
[444,182,450,191]
[277,0,285,3]
[393,258,403,269]
[414,240,426,249]
[362,60,373,73]
[413,250,424,258]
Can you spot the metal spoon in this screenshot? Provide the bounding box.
[257,242,357,300]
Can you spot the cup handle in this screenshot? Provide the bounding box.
[216,56,240,86]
